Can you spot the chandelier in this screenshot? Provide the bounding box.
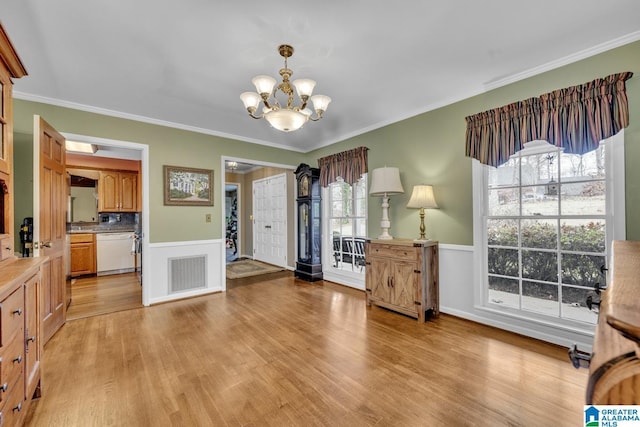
[240,44,331,132]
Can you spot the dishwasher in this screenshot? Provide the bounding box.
[96,232,135,275]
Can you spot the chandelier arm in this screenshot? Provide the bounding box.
[248,111,264,119]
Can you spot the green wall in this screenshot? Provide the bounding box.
[12,101,304,243]
[308,40,640,244]
[12,40,640,247]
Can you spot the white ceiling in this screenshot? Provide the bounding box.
[3,1,640,153]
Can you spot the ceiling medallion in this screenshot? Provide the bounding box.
[240,44,331,132]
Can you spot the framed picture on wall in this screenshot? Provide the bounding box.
[163,165,213,206]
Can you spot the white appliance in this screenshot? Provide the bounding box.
[96,232,135,275]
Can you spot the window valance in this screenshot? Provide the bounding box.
[465,72,633,167]
[318,146,368,187]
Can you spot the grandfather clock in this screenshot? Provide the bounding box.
[294,163,322,281]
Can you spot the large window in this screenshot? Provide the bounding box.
[476,136,624,327]
[323,176,367,279]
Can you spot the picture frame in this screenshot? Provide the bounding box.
[163,165,213,206]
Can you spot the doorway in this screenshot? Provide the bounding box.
[63,133,149,318]
[221,157,296,283]
[225,183,239,263]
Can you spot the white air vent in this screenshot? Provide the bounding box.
[168,255,207,294]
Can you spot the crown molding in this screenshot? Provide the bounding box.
[484,31,640,91]
[12,92,308,153]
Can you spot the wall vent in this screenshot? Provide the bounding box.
[168,255,207,294]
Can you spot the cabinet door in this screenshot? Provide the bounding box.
[24,272,41,400]
[98,171,118,211]
[369,258,391,303]
[0,70,11,175]
[70,242,95,276]
[119,172,137,212]
[391,261,419,314]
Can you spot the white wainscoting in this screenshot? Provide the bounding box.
[439,243,594,351]
[147,239,224,305]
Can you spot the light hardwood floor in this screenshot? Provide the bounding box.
[66,273,142,320]
[26,273,588,426]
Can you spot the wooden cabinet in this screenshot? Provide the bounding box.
[98,171,137,212]
[365,239,439,322]
[0,258,43,426]
[584,240,640,404]
[70,233,96,277]
[0,24,27,257]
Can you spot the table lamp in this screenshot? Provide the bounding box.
[369,167,404,239]
[406,184,438,241]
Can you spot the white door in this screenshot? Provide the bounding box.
[253,173,287,266]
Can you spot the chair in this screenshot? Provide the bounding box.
[353,238,366,271]
[333,236,341,267]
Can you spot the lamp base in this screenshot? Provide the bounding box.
[413,238,432,243]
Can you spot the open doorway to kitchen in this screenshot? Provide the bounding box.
[64,133,149,320]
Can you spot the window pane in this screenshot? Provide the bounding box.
[487,219,518,246]
[560,181,605,215]
[520,152,558,186]
[521,219,557,250]
[561,253,605,286]
[331,200,344,217]
[561,285,599,323]
[488,276,519,309]
[354,196,366,217]
[561,147,605,180]
[521,185,558,216]
[522,250,557,282]
[560,220,605,252]
[522,281,558,315]
[488,248,519,276]
[488,158,519,187]
[353,219,367,238]
[488,188,519,216]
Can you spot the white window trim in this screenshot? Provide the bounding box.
[321,183,367,290]
[472,132,625,334]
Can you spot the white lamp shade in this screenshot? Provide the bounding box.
[264,109,308,132]
[310,94,331,113]
[407,185,438,209]
[251,75,277,95]
[369,167,404,195]
[292,79,316,98]
[240,92,262,110]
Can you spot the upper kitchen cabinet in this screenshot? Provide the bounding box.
[98,171,137,212]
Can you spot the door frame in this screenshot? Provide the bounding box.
[220,156,296,288]
[62,133,151,306]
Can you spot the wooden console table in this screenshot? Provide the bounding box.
[365,239,439,322]
[586,240,640,404]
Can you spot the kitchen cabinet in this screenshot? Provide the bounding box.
[98,171,137,212]
[365,239,439,322]
[70,233,96,277]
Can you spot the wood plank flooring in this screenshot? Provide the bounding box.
[66,273,142,320]
[26,273,589,426]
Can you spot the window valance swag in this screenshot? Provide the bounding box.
[465,72,633,167]
[318,146,369,187]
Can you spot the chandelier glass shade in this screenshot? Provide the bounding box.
[240,44,331,132]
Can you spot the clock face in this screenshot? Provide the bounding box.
[299,175,309,196]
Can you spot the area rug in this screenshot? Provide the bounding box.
[226,259,285,279]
